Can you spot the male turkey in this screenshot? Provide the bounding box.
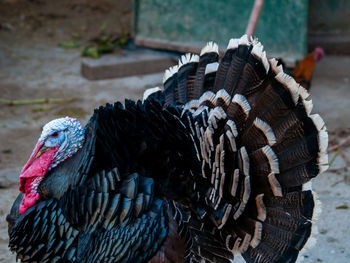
[7,35,328,263]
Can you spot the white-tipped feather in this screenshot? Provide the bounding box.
[201,160,206,178]
[233,170,250,220]
[310,114,326,131]
[219,146,225,173]
[268,173,283,197]
[199,91,216,105]
[205,62,219,75]
[275,72,299,104]
[200,135,209,165]
[226,119,238,137]
[254,117,276,146]
[240,147,250,176]
[193,105,209,117]
[302,99,313,115]
[302,181,313,191]
[231,169,240,197]
[255,194,266,221]
[218,204,232,229]
[214,165,220,190]
[262,145,280,173]
[219,169,226,197]
[269,58,283,74]
[310,114,329,173]
[319,152,328,163]
[233,238,242,254]
[299,85,313,115]
[298,85,310,100]
[208,107,227,129]
[251,36,258,44]
[242,176,251,204]
[318,154,329,173]
[226,130,237,152]
[183,100,200,111]
[227,38,239,50]
[207,109,218,129]
[162,65,178,83]
[204,126,215,152]
[200,41,219,56]
[319,131,328,153]
[312,191,322,221]
[214,89,231,107]
[178,53,199,68]
[261,51,270,72]
[214,144,220,175]
[251,42,270,72]
[226,236,242,254]
[270,57,312,110]
[250,222,263,248]
[232,94,251,116]
[238,34,250,46]
[142,87,161,102]
[238,234,251,254]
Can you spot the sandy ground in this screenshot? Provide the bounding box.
[0,1,350,262]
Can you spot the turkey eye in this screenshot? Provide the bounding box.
[51,132,59,138]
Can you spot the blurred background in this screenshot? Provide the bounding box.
[0,0,349,262]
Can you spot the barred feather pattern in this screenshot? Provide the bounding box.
[161,35,328,263]
[9,170,168,263]
[8,35,328,263]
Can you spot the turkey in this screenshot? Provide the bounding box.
[7,35,328,263]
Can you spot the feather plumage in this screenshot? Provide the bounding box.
[8,35,327,263]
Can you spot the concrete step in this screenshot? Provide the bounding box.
[81,49,177,80]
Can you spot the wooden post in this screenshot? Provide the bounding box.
[245,0,265,37]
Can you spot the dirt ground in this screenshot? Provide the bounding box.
[0,1,350,262]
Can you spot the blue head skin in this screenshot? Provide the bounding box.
[17,116,85,214]
[38,116,85,170]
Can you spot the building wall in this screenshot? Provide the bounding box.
[309,0,350,34]
[134,0,309,60]
[308,0,350,54]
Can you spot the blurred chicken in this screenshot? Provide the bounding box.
[292,47,325,90]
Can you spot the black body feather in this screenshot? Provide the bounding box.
[8,36,327,263]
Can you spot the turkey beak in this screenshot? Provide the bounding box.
[34,146,50,159]
[20,141,45,174]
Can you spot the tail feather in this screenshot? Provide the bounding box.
[177,54,199,104]
[212,48,236,93]
[203,62,219,92]
[163,65,179,105]
[276,162,319,189]
[159,35,328,263]
[241,191,314,263]
[193,42,219,98]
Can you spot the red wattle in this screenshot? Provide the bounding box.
[19,145,59,214]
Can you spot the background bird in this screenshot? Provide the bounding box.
[7,35,328,263]
[277,47,325,91]
[292,47,325,90]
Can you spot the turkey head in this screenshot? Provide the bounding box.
[19,117,84,214]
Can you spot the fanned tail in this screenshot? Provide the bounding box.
[156,35,328,263]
